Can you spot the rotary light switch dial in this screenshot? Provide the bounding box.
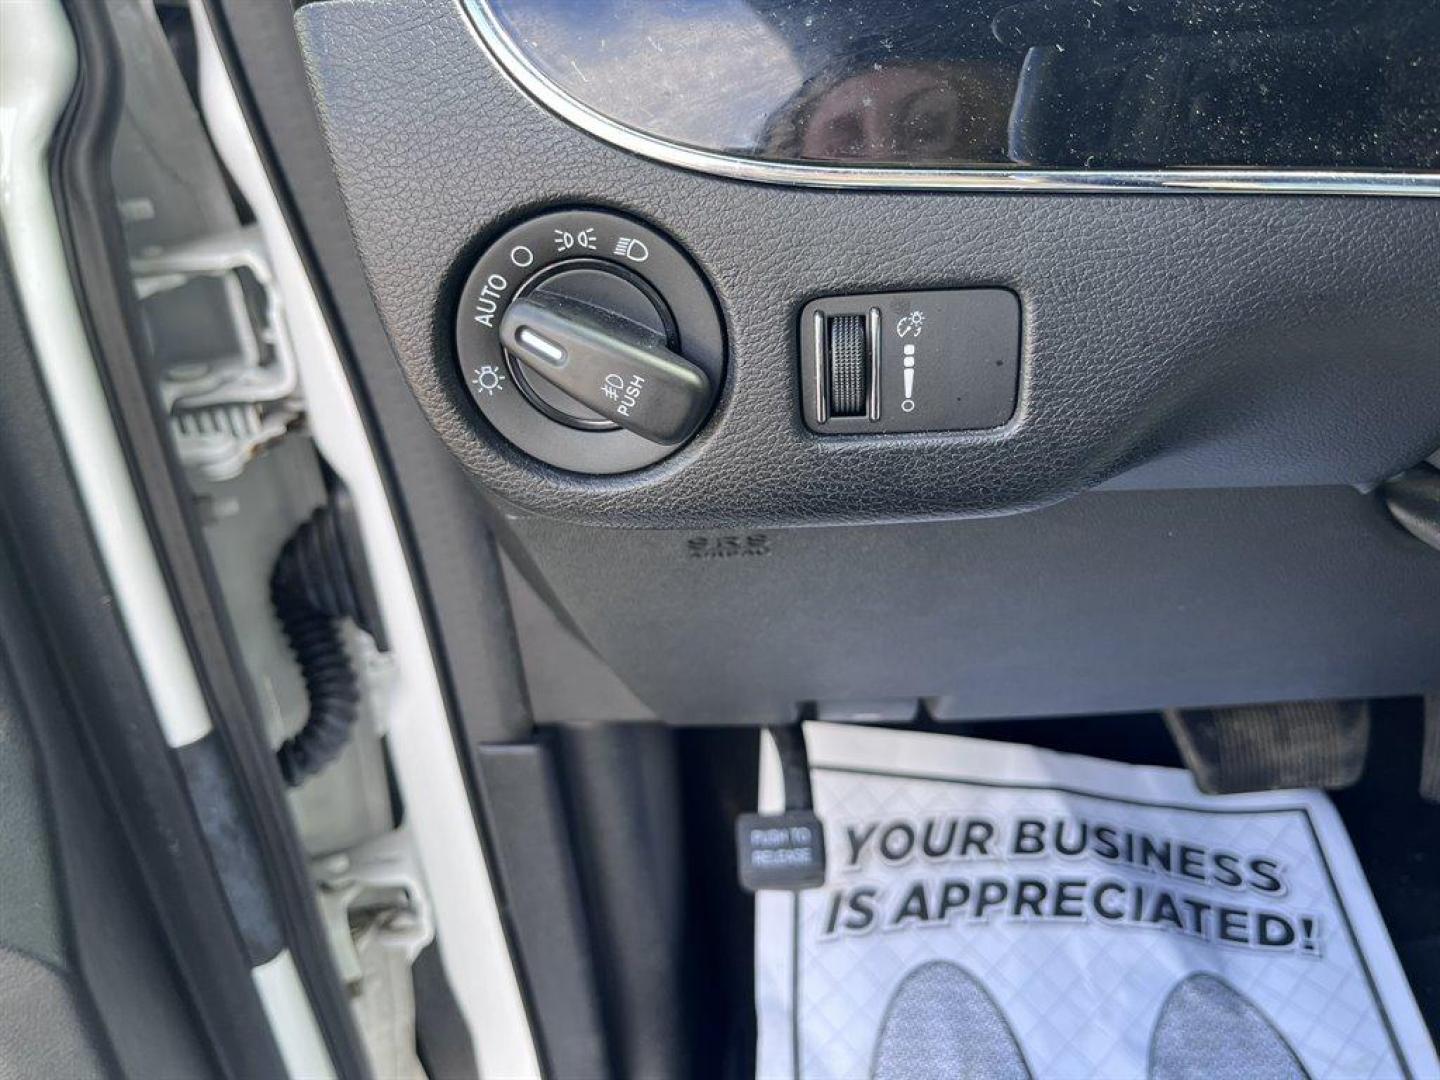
[456,209,724,474]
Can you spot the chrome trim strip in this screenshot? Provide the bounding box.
[814,310,828,425]
[867,307,881,423]
[459,0,1440,198]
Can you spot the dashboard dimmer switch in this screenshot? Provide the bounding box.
[801,290,1019,435]
[825,313,867,418]
[813,309,880,423]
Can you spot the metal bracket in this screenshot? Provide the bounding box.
[315,829,434,1077]
[131,225,302,480]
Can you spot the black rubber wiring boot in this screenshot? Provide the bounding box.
[271,490,384,786]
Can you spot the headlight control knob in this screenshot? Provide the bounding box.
[502,291,712,445]
[455,209,724,474]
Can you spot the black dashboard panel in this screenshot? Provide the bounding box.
[480,0,1440,170]
[294,0,1440,722]
[503,486,1440,724]
[296,0,1440,529]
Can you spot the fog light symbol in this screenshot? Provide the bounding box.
[613,236,650,262]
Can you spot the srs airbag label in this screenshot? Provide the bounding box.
[685,533,772,559]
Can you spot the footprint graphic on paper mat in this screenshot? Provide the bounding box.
[870,961,1032,1080]
[1150,973,1309,1080]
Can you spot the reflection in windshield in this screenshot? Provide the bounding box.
[759,60,1014,163]
[485,0,1440,169]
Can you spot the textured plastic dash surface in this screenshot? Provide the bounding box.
[294,0,1440,528]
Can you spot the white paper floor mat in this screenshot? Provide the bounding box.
[755,724,1437,1079]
